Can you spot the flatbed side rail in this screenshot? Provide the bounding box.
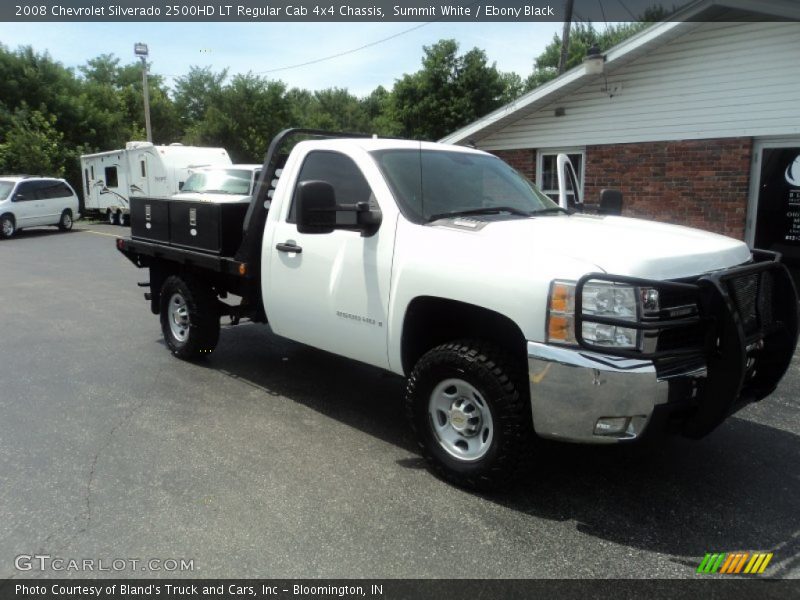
[117,237,249,277]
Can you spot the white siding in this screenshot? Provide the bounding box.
[479,22,800,150]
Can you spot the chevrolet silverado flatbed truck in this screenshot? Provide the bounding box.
[117,128,799,489]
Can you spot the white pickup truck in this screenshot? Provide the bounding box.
[118,129,799,489]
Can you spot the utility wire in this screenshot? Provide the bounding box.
[252,21,435,75]
[597,0,609,31]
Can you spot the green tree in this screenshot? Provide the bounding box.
[173,66,228,131]
[525,18,664,90]
[390,39,520,140]
[187,74,293,162]
[0,106,65,176]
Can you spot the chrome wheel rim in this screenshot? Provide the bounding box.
[1,218,13,237]
[62,214,72,228]
[428,378,494,462]
[168,292,190,342]
[107,211,114,224]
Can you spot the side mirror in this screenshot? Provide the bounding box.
[296,180,336,234]
[11,193,26,202]
[598,189,623,216]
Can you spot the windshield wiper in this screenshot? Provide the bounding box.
[427,206,532,221]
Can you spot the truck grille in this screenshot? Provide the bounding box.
[727,271,774,341]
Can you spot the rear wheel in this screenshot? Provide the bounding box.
[58,209,73,231]
[107,210,117,225]
[0,214,15,239]
[118,211,127,226]
[159,275,220,359]
[404,340,531,490]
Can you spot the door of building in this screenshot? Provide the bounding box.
[747,138,800,267]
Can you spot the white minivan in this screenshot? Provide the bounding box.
[0,176,81,238]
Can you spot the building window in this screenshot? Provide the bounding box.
[537,149,585,204]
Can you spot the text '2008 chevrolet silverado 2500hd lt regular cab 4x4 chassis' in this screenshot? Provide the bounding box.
[117,129,799,490]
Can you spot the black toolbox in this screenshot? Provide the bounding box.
[130,197,170,243]
[169,199,249,256]
[130,197,250,256]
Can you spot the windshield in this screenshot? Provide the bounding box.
[371,149,559,222]
[180,169,257,195]
[0,181,15,200]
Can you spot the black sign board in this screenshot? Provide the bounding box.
[754,147,800,265]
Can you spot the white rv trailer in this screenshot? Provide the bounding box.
[80,142,232,224]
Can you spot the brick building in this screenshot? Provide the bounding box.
[441,0,800,264]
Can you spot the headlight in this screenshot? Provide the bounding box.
[547,280,652,350]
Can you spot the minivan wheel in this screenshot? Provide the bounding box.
[58,210,73,231]
[0,214,15,239]
[404,340,531,490]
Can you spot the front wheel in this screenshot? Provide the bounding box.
[159,275,220,359]
[0,214,15,239]
[404,340,531,490]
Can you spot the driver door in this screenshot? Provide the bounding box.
[265,149,397,370]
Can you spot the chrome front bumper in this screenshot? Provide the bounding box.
[527,341,673,443]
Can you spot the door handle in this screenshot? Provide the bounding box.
[276,242,302,254]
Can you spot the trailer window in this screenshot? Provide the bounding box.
[140,160,146,177]
[105,166,119,188]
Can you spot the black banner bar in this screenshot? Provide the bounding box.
[2,0,798,23]
[1,579,799,600]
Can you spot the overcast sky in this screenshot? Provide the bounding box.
[0,21,563,96]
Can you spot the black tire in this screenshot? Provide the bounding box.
[0,214,15,239]
[118,211,128,226]
[107,210,117,225]
[404,340,532,490]
[58,209,73,231]
[159,275,220,360]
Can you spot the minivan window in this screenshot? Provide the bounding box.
[14,181,38,201]
[37,180,73,199]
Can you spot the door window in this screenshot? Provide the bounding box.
[288,151,376,225]
[13,181,39,201]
